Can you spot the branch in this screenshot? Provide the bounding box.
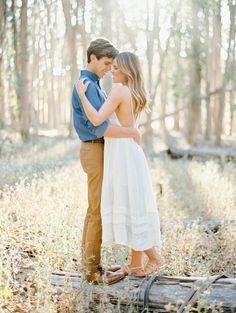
[139,105,187,126]
[201,87,236,99]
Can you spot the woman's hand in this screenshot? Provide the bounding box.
[132,128,141,145]
[77,78,90,96]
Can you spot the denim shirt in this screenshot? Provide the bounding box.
[72,70,109,141]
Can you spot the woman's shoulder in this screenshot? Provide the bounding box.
[110,85,131,99]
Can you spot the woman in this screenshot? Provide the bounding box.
[77,52,165,277]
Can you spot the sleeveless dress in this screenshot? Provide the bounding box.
[101,106,162,251]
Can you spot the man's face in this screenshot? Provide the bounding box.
[90,55,113,78]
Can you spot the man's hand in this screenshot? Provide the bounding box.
[132,128,141,145]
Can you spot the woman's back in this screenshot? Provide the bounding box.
[113,86,137,127]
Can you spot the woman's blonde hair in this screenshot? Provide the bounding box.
[116,52,148,116]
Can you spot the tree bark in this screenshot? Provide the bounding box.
[45,271,236,312]
[204,4,211,140]
[0,0,6,128]
[173,22,182,131]
[229,90,235,135]
[143,0,160,147]
[186,0,201,144]
[211,1,222,144]
[62,0,78,137]
[19,0,30,140]
[160,66,168,131]
[215,1,235,145]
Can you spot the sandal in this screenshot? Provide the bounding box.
[117,265,146,277]
[144,261,166,276]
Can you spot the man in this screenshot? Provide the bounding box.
[72,38,140,284]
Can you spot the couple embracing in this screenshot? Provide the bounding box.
[72,38,165,285]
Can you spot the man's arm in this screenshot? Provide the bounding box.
[72,82,109,138]
[104,124,141,144]
[74,78,141,143]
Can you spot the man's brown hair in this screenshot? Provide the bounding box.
[87,38,119,63]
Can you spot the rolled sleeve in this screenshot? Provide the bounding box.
[73,80,109,138]
[93,120,109,137]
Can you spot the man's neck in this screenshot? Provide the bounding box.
[86,64,95,74]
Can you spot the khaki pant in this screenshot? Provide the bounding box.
[79,141,104,276]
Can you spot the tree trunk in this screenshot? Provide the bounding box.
[215,88,225,145]
[204,5,211,140]
[80,0,87,67]
[100,0,112,40]
[99,1,113,95]
[160,66,168,131]
[215,1,235,145]
[229,90,235,136]
[10,0,20,131]
[19,0,30,140]
[212,1,222,144]
[143,0,159,147]
[173,22,182,131]
[62,0,78,137]
[187,0,201,144]
[45,271,236,312]
[30,0,39,134]
[45,1,57,130]
[0,0,6,128]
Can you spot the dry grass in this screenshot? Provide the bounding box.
[0,136,235,312]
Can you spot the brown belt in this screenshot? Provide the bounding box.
[83,137,104,144]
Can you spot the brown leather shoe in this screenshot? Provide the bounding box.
[96,271,125,285]
[98,265,122,273]
[84,272,98,283]
[85,270,124,285]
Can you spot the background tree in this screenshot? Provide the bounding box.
[0,0,235,147]
[0,0,6,128]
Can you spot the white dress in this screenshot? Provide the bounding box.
[101,111,162,251]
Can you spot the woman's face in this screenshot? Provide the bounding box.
[111,59,127,84]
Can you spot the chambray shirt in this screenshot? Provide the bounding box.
[72,70,109,141]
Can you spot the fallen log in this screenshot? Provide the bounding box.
[171,220,236,232]
[47,271,236,312]
[177,220,235,227]
[166,145,236,160]
[166,220,236,242]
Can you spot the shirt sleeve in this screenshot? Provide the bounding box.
[74,81,109,138]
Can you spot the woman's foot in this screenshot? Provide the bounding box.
[144,258,166,276]
[118,265,146,277]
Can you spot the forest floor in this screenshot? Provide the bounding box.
[0,133,235,312]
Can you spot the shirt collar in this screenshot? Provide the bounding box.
[80,70,100,82]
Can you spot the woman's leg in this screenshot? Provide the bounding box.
[118,249,145,276]
[144,247,164,264]
[120,248,165,276]
[143,247,165,274]
[129,249,143,269]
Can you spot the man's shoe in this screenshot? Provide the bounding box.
[85,270,124,285]
[98,265,122,273]
[96,270,125,285]
[84,272,98,283]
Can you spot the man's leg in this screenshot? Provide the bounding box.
[80,142,104,279]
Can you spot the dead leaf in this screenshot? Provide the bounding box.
[15,304,28,313]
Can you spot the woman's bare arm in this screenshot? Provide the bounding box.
[77,79,123,126]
